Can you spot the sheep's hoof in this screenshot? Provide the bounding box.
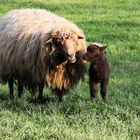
[9,94,14,100]
[58,97,63,102]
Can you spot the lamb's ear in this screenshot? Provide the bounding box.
[99,45,107,52]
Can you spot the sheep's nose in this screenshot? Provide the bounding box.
[66,53,76,63]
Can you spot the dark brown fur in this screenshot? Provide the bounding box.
[83,43,109,101]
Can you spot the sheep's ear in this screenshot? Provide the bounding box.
[46,38,52,44]
[99,45,107,52]
[45,43,55,56]
[44,37,56,55]
[78,35,84,39]
[42,33,52,47]
[48,45,55,55]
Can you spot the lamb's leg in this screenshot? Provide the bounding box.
[90,81,98,100]
[100,80,109,102]
[8,77,14,99]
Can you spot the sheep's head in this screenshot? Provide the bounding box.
[45,28,85,63]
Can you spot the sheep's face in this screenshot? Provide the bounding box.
[51,30,85,63]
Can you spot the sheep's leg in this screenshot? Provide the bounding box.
[58,92,63,102]
[8,77,14,99]
[55,89,63,102]
[90,81,98,100]
[18,81,23,98]
[38,83,44,103]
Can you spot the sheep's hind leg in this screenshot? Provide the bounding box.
[8,77,14,99]
[18,81,24,98]
[38,82,44,103]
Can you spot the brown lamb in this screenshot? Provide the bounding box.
[83,43,109,101]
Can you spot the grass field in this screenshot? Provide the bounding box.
[0,0,140,139]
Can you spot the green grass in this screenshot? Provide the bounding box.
[0,0,140,139]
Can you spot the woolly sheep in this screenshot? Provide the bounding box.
[0,9,86,102]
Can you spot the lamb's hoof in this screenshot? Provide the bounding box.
[91,97,96,101]
[102,98,107,103]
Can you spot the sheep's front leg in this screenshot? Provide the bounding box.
[18,80,24,98]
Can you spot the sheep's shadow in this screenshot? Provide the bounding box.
[0,92,87,116]
[27,96,56,104]
[0,93,9,101]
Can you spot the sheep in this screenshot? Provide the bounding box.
[0,9,86,102]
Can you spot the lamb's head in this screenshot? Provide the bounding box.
[45,28,86,63]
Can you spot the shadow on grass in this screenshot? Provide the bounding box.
[0,90,88,115]
[27,96,56,104]
[0,91,57,104]
[0,93,9,100]
[0,95,57,116]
